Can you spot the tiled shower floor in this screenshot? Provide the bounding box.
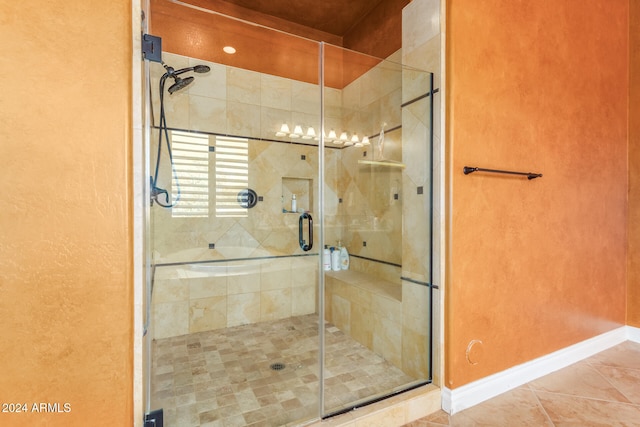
[151,314,418,427]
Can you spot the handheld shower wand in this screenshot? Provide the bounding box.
[160,62,211,94]
[152,61,211,207]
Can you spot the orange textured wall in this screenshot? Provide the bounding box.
[446,0,628,388]
[0,0,133,425]
[629,0,640,327]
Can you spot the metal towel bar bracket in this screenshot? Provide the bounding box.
[463,166,542,180]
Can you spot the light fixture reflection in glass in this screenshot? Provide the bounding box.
[339,131,348,142]
[351,134,359,143]
[289,125,303,138]
[362,136,370,145]
[275,123,290,137]
[327,129,337,141]
[303,126,316,140]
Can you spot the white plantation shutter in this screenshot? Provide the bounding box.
[215,136,249,218]
[170,130,210,218]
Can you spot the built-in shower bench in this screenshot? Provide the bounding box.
[325,270,401,302]
[324,270,403,368]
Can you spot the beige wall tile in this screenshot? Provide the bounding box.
[227,272,261,295]
[153,278,189,304]
[227,67,261,105]
[292,285,316,316]
[261,258,292,291]
[403,0,439,51]
[373,294,402,324]
[261,74,292,110]
[260,288,292,321]
[227,100,261,138]
[324,87,344,119]
[188,59,227,99]
[350,304,374,349]
[331,294,351,334]
[325,280,334,322]
[189,94,227,134]
[402,281,430,334]
[291,259,318,288]
[261,106,291,141]
[402,327,429,378]
[189,296,227,333]
[189,276,228,299]
[292,80,322,115]
[350,286,373,308]
[153,301,189,339]
[373,317,402,369]
[227,292,261,327]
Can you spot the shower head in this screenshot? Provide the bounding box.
[161,62,210,94]
[168,76,194,94]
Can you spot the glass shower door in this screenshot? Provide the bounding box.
[321,43,434,417]
[146,5,325,424]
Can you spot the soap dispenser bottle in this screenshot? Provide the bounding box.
[291,194,297,212]
[339,244,349,270]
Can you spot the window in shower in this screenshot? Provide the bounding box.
[170,130,210,218]
[214,136,249,218]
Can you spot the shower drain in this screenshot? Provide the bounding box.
[270,362,286,371]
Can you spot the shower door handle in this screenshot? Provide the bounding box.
[298,213,313,251]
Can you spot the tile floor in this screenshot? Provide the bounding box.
[404,340,640,427]
[151,314,419,427]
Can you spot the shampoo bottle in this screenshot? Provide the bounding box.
[291,194,297,212]
[331,247,340,271]
[323,246,331,271]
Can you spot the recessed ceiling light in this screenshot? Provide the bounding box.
[223,46,236,54]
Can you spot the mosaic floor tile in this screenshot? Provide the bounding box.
[151,314,418,427]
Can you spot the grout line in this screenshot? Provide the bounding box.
[533,389,640,407]
[529,387,556,427]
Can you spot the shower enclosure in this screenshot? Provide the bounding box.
[143,1,434,425]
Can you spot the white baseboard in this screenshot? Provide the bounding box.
[628,325,640,342]
[442,326,629,414]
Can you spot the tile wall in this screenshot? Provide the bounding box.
[149,49,433,360]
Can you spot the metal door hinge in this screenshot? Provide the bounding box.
[142,34,162,63]
[144,408,163,427]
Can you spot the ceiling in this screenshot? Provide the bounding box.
[152,0,407,87]
[220,0,386,36]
